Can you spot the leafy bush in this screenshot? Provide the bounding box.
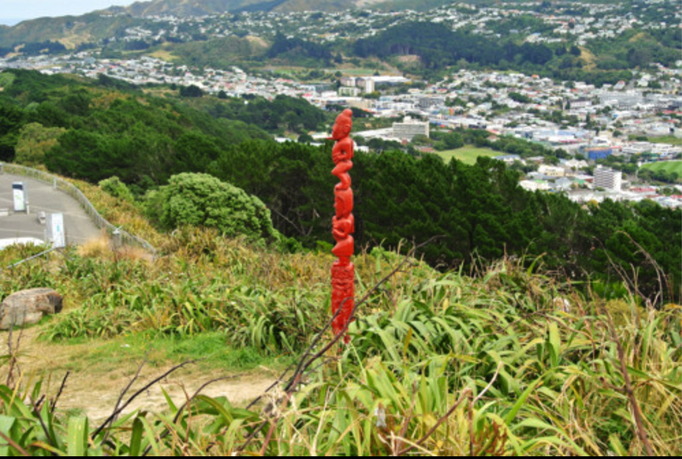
[146,173,277,241]
[98,176,134,203]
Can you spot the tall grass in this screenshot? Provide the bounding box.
[1,228,680,456]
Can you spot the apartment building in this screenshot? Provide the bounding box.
[594,167,623,192]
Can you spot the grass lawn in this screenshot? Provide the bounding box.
[640,160,682,176]
[648,135,682,146]
[338,68,378,76]
[432,145,500,165]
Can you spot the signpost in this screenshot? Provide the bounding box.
[12,182,27,213]
[46,213,66,248]
[330,109,356,344]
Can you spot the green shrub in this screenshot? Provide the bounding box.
[146,173,277,241]
[98,176,134,203]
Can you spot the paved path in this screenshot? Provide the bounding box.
[0,174,100,245]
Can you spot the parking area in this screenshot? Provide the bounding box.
[0,174,100,245]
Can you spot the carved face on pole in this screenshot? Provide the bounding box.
[331,109,353,142]
[334,188,353,219]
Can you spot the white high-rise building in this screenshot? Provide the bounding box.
[594,167,622,191]
[392,117,430,141]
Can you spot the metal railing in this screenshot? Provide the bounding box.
[0,163,156,255]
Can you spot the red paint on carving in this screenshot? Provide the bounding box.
[331,109,355,343]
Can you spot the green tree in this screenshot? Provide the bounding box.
[298,133,314,143]
[0,103,24,161]
[14,123,65,166]
[180,85,204,98]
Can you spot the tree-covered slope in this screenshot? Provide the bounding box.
[0,70,270,185]
[1,70,679,303]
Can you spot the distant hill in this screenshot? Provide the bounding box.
[0,13,142,48]
[107,0,367,16]
[108,0,267,17]
[0,0,372,47]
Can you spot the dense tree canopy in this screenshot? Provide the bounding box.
[206,139,681,302]
[194,94,328,135]
[353,22,555,69]
[0,70,678,302]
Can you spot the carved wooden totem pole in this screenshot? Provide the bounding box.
[330,109,355,344]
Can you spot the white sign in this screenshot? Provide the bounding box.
[47,213,66,248]
[12,182,26,213]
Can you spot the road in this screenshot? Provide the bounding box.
[0,173,100,245]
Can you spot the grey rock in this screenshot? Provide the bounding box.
[0,288,63,330]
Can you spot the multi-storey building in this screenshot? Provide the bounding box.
[392,118,430,141]
[594,167,622,191]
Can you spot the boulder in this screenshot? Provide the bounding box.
[0,288,63,330]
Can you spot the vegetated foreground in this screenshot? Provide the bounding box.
[1,225,680,456]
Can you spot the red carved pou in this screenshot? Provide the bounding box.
[330,109,355,343]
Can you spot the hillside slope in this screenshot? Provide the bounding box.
[106,0,366,16]
[1,216,680,455]
[0,13,141,48]
[0,0,362,47]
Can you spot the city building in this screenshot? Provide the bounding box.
[392,118,430,141]
[538,165,565,177]
[594,167,622,191]
[339,86,361,97]
[587,147,614,161]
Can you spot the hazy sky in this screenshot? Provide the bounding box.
[1,0,138,24]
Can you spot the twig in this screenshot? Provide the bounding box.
[604,309,655,456]
[99,356,149,446]
[394,382,418,456]
[50,372,70,413]
[468,364,502,456]
[5,323,27,388]
[141,375,243,457]
[474,362,503,404]
[92,360,196,439]
[0,430,30,457]
[398,388,472,456]
[469,392,475,457]
[615,231,669,308]
[244,361,298,411]
[32,405,56,451]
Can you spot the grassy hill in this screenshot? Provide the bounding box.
[0,176,680,455]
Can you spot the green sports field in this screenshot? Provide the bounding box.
[640,161,682,175]
[432,146,500,165]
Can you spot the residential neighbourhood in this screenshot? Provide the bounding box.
[1,0,680,207]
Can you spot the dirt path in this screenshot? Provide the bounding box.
[60,370,274,423]
[0,328,276,422]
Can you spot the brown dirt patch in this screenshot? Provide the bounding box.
[397,55,422,65]
[0,327,275,422]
